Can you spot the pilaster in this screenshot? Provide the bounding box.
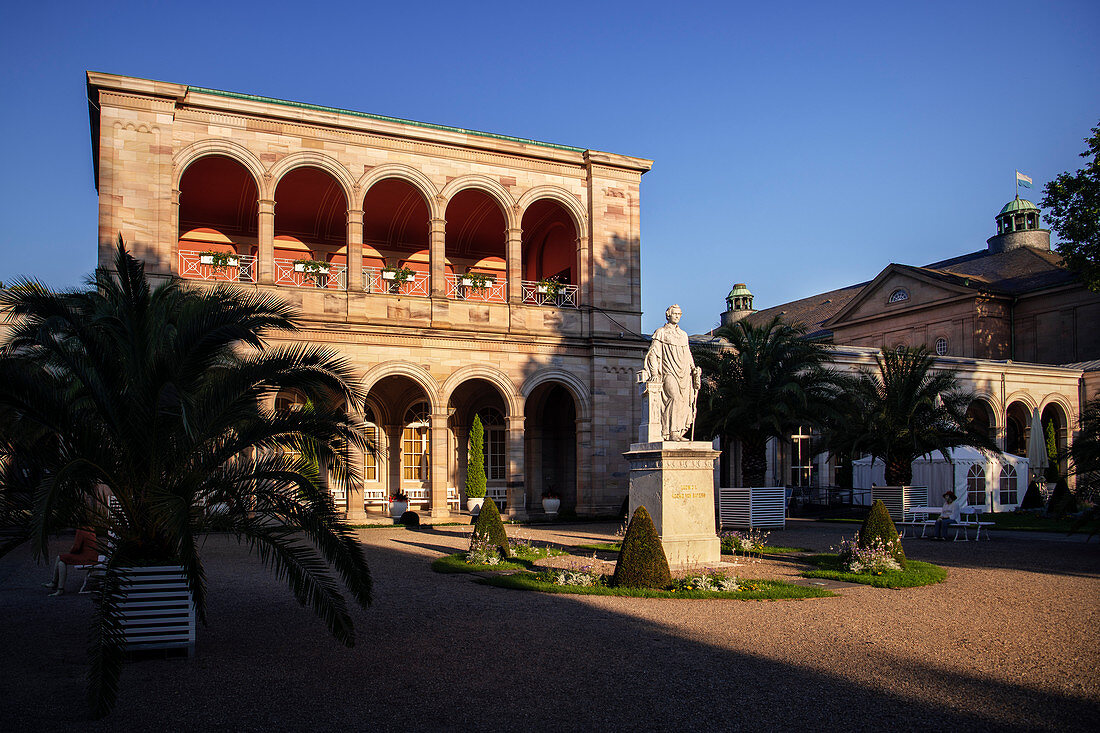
[258,199,275,284]
[429,412,450,518]
[507,227,522,304]
[430,217,446,298]
[347,208,364,291]
[506,415,527,519]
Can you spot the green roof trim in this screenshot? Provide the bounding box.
[186,86,586,153]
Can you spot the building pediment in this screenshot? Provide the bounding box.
[824,264,984,329]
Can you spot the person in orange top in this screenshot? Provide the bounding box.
[43,528,98,596]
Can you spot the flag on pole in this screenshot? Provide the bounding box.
[1016,170,1033,189]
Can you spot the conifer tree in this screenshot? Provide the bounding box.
[466,414,486,499]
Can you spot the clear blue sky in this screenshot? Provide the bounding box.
[1,0,1097,335]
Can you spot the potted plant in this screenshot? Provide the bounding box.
[389,492,410,519]
[380,266,415,283]
[541,488,561,516]
[461,272,495,290]
[535,276,561,296]
[0,241,373,717]
[465,415,487,514]
[199,250,240,269]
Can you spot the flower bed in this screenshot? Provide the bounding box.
[478,572,835,600]
[801,555,947,588]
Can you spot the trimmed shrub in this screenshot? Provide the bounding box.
[612,506,671,589]
[399,511,420,527]
[1019,481,1044,510]
[465,415,487,499]
[1046,477,1077,517]
[1045,420,1060,483]
[470,498,509,557]
[857,499,906,568]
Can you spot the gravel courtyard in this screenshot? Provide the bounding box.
[2,520,1097,732]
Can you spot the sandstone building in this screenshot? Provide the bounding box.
[710,197,1099,500]
[87,72,652,520]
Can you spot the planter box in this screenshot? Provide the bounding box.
[467,497,485,515]
[114,565,195,656]
[536,284,550,294]
[718,487,786,529]
[541,497,561,515]
[382,271,415,282]
[294,263,329,274]
[389,500,408,518]
[201,255,240,267]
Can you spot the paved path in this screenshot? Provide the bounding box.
[1,521,1097,731]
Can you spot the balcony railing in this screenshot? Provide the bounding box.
[275,258,347,290]
[521,280,579,308]
[179,250,257,283]
[445,274,507,303]
[363,267,429,297]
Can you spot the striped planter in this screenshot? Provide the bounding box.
[718,487,787,529]
[871,486,928,523]
[114,566,196,656]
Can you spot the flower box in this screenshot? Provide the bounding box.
[294,262,329,274]
[382,269,416,282]
[199,254,239,267]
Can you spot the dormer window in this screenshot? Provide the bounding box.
[888,289,909,304]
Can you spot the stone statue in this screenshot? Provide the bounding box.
[640,304,702,441]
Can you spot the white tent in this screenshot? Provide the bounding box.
[853,447,1028,511]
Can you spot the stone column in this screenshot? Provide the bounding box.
[429,411,450,518]
[347,208,364,291]
[430,217,446,297]
[258,199,275,284]
[506,414,527,519]
[345,441,367,522]
[507,227,523,304]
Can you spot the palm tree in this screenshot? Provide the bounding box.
[0,240,372,718]
[829,346,996,485]
[693,317,842,486]
[1069,398,1100,535]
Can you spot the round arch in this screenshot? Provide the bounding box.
[441,365,522,418]
[173,140,266,193]
[268,152,356,207]
[1004,391,1038,413]
[1039,393,1076,428]
[362,394,392,427]
[439,175,518,230]
[968,393,1002,430]
[520,369,592,422]
[517,186,589,241]
[360,361,440,412]
[357,164,441,219]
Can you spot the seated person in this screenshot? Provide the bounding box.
[43,528,98,596]
[933,491,962,540]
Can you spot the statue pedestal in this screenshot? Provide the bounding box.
[624,441,721,567]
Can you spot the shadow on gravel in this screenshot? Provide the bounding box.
[1,533,1096,732]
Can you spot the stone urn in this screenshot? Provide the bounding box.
[542,497,561,516]
[467,497,485,515]
[389,500,408,518]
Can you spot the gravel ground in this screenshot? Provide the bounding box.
[2,520,1098,732]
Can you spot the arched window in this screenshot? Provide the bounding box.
[477,408,506,481]
[998,464,1018,506]
[888,289,909,303]
[364,404,378,482]
[402,402,430,482]
[967,464,987,508]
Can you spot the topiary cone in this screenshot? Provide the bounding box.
[612,506,672,589]
[858,499,907,567]
[471,497,509,557]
